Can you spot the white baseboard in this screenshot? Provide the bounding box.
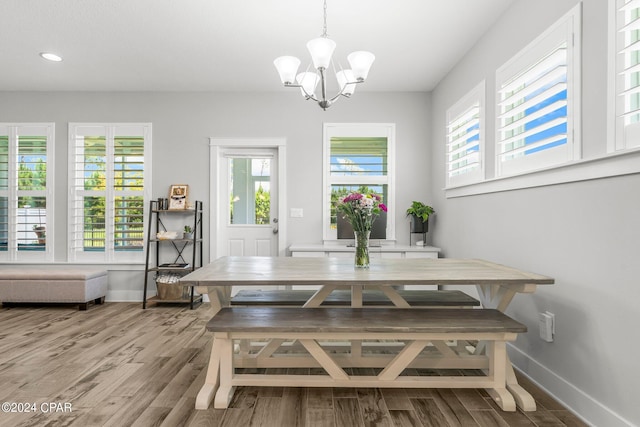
[508,344,634,427]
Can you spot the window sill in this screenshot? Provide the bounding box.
[444,148,640,198]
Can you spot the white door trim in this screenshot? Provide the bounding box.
[209,138,287,262]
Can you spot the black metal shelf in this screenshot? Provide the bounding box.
[142,199,204,309]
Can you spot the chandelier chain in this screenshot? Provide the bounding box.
[322,0,328,38]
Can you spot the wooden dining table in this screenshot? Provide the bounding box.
[180,256,554,411]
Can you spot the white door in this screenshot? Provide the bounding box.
[218,148,279,257]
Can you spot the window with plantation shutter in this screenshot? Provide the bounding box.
[495,5,581,177]
[0,123,54,262]
[446,82,484,187]
[612,0,640,150]
[323,123,396,241]
[68,123,151,263]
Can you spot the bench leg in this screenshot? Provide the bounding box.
[506,364,536,411]
[378,340,429,381]
[79,303,88,311]
[213,337,236,409]
[95,296,105,305]
[487,387,516,412]
[485,340,516,412]
[196,337,225,410]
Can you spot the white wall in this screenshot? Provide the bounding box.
[0,91,432,299]
[430,0,638,426]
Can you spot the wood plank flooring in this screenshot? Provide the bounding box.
[0,302,588,427]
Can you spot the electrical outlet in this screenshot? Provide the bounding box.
[538,312,555,342]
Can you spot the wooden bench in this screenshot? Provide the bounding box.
[196,307,527,412]
[230,288,480,307]
[0,268,108,310]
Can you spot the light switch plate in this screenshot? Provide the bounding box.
[290,208,303,218]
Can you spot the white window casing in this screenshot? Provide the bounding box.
[322,123,396,242]
[0,123,55,262]
[68,123,152,263]
[495,4,581,178]
[611,0,640,151]
[446,81,485,188]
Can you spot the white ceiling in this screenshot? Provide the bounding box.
[0,0,514,92]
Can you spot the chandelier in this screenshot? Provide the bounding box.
[273,0,375,110]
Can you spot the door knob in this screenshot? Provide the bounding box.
[272,217,279,234]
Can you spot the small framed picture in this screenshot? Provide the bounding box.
[168,184,188,210]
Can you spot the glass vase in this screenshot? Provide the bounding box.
[354,230,370,269]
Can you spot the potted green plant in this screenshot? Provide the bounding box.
[33,224,46,244]
[183,225,193,240]
[406,201,434,233]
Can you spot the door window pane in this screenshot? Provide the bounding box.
[229,157,271,225]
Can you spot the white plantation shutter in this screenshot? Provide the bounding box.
[613,0,640,150]
[0,124,54,262]
[68,123,151,263]
[69,126,106,259]
[446,82,484,187]
[114,136,146,250]
[496,5,580,177]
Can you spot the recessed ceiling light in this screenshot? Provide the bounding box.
[39,52,63,62]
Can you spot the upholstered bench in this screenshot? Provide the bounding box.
[0,268,108,310]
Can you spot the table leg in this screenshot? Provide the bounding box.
[476,284,537,313]
[303,284,338,307]
[349,286,363,356]
[206,286,231,315]
[375,286,411,308]
[351,285,363,307]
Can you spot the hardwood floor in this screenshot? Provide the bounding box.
[0,303,588,427]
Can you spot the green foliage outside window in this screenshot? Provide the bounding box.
[17,159,46,208]
[82,151,144,249]
[255,185,270,225]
